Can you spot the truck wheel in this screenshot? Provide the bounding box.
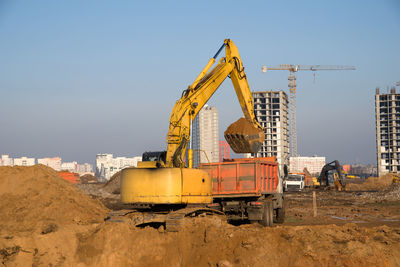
[260,199,273,227]
[275,207,285,223]
[275,198,286,223]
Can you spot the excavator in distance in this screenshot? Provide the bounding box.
[318,160,346,191]
[119,40,266,230]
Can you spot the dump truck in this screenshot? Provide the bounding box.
[200,157,285,226]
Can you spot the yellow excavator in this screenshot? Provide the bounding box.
[120,39,265,225]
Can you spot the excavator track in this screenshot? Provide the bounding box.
[105,207,224,232]
[165,207,224,232]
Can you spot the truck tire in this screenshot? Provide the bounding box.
[274,199,286,224]
[260,199,273,227]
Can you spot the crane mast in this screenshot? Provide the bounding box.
[261,64,355,157]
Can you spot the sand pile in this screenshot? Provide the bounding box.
[1,182,400,266]
[102,171,121,194]
[346,174,393,191]
[0,165,109,234]
[4,217,400,266]
[80,174,98,184]
[75,217,400,266]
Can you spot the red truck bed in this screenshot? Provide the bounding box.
[199,157,279,198]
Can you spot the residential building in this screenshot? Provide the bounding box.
[192,105,219,167]
[38,157,62,171]
[289,156,326,175]
[1,155,13,166]
[77,163,94,174]
[376,87,400,176]
[96,153,142,181]
[252,91,290,170]
[13,157,35,166]
[61,161,78,172]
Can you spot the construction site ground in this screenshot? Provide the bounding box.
[1,165,400,266]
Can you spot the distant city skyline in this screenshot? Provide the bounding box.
[0,154,93,174]
[1,1,399,165]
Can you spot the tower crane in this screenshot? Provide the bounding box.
[261,64,355,157]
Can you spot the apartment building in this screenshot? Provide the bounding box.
[13,157,35,166]
[61,161,79,173]
[38,157,62,171]
[96,153,142,181]
[192,105,219,167]
[375,87,400,176]
[0,155,13,166]
[252,91,290,169]
[289,156,326,175]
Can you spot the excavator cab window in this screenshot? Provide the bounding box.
[142,151,167,163]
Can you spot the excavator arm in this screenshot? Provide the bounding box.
[121,39,264,206]
[165,39,264,167]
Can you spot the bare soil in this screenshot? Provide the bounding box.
[345,174,394,191]
[1,165,400,266]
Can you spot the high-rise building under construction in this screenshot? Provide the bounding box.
[252,91,290,169]
[375,87,400,176]
[192,105,219,167]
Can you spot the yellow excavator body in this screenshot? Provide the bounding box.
[121,39,263,206]
[121,167,212,204]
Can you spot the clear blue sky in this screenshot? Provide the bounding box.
[0,0,399,165]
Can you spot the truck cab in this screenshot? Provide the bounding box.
[284,173,305,191]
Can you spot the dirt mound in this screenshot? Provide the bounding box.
[75,217,400,266]
[346,174,393,191]
[0,217,400,266]
[80,174,98,184]
[4,218,400,266]
[0,165,109,234]
[2,180,400,266]
[102,171,121,194]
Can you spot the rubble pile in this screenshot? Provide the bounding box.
[360,182,400,202]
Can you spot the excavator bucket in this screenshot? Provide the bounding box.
[224,118,265,153]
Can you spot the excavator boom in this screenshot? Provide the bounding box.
[121,39,265,207]
[165,39,264,167]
